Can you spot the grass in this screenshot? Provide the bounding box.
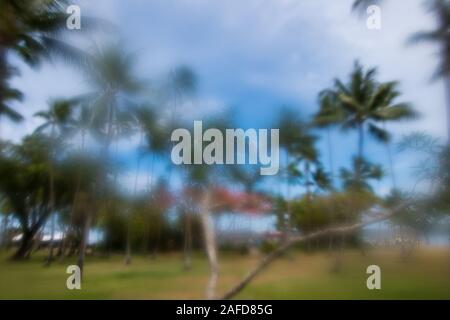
[0,247,449,299]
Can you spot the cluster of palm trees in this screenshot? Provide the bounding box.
[270,61,416,256]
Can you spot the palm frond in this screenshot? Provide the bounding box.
[368,123,390,143]
[0,103,24,122]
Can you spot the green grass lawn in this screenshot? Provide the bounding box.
[0,248,449,299]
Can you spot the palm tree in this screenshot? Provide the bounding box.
[291,137,332,250]
[72,104,94,151]
[59,103,93,260]
[332,61,416,180]
[0,134,72,260]
[276,108,310,235]
[410,0,450,143]
[0,0,99,138]
[141,120,173,259]
[352,0,450,143]
[85,46,142,151]
[313,90,345,185]
[123,104,157,265]
[34,99,75,264]
[341,157,384,192]
[167,65,197,112]
[77,45,142,268]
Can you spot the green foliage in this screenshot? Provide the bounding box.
[291,191,378,234]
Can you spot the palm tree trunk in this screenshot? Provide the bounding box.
[200,190,219,299]
[285,154,291,242]
[44,213,56,265]
[358,123,364,160]
[386,140,397,189]
[12,230,34,260]
[60,130,86,261]
[326,128,335,250]
[383,122,397,189]
[183,211,193,270]
[77,209,92,279]
[56,226,66,257]
[1,214,9,249]
[124,220,132,265]
[125,131,145,265]
[146,154,155,257]
[45,125,56,265]
[305,162,312,252]
[356,122,365,184]
[445,76,450,145]
[326,128,335,183]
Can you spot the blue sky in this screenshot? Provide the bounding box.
[5,0,448,197]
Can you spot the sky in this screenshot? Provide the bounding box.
[4,0,447,198]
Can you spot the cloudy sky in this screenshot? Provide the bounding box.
[5,0,446,195]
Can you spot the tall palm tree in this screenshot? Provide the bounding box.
[332,61,416,179]
[291,136,332,250]
[141,119,175,259]
[59,103,93,260]
[76,45,142,269]
[276,108,312,234]
[34,98,75,264]
[123,104,157,265]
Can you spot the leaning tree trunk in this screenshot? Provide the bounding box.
[200,190,219,300]
[11,230,34,260]
[221,204,406,299]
